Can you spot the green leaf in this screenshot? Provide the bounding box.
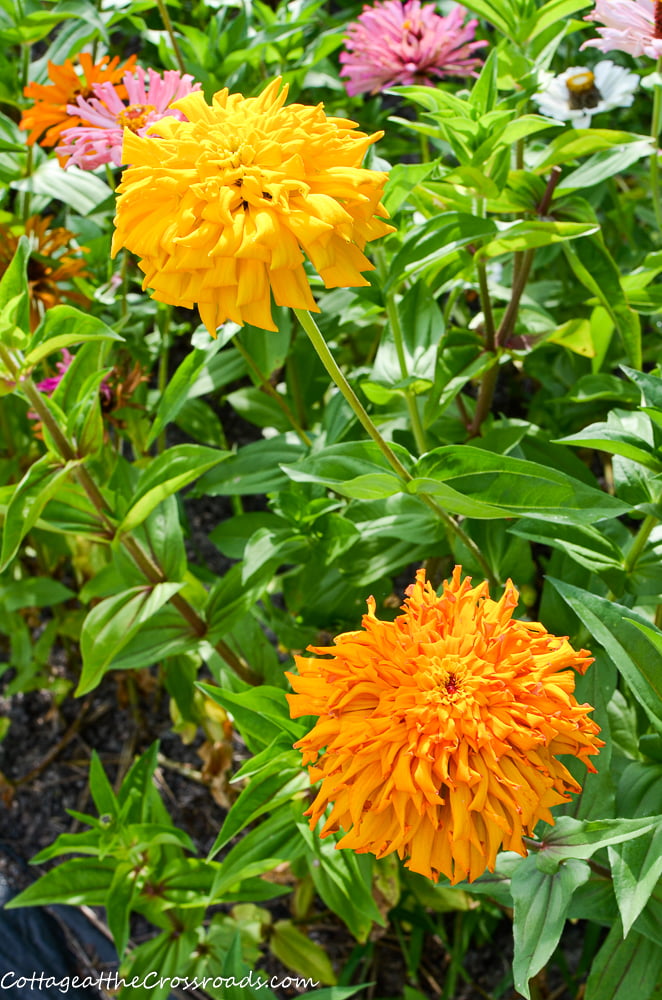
[532,129,646,171]
[118,445,229,533]
[5,859,115,908]
[212,805,306,884]
[527,0,592,39]
[462,0,516,36]
[89,750,118,817]
[410,446,627,523]
[585,922,662,1000]
[25,305,124,365]
[537,816,660,868]
[386,213,496,290]
[296,823,384,942]
[100,604,195,674]
[563,240,641,368]
[0,454,79,571]
[550,579,662,730]
[282,440,413,500]
[11,159,112,215]
[559,139,654,191]
[270,920,337,986]
[77,583,184,695]
[147,335,229,447]
[196,437,307,496]
[199,683,303,758]
[512,857,591,999]
[509,520,624,583]
[609,822,662,937]
[209,749,305,857]
[0,576,74,611]
[0,234,29,334]
[107,861,137,957]
[477,219,599,258]
[557,414,662,473]
[382,160,438,215]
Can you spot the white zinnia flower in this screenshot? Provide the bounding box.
[533,61,638,127]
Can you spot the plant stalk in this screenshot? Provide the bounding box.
[384,291,428,454]
[2,348,258,686]
[294,309,498,587]
[155,0,187,75]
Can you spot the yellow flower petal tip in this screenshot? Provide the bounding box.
[287,566,603,885]
[111,77,395,335]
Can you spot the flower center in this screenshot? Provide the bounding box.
[656,0,662,38]
[565,72,602,110]
[117,103,157,132]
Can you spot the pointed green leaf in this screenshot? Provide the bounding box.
[512,856,591,999]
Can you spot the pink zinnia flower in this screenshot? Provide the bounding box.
[340,0,486,97]
[57,67,200,170]
[582,0,662,58]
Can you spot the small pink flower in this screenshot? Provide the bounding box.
[35,349,112,404]
[36,349,74,394]
[582,0,662,58]
[57,67,200,170]
[340,0,486,97]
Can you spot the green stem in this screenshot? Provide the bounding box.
[384,291,428,454]
[623,512,657,576]
[650,58,662,231]
[294,308,412,479]
[234,338,312,447]
[475,258,496,352]
[468,247,535,437]
[419,132,431,163]
[3,349,259,686]
[155,0,187,75]
[294,309,498,587]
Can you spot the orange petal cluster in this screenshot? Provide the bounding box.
[0,216,89,331]
[111,78,394,334]
[287,567,603,884]
[20,53,138,148]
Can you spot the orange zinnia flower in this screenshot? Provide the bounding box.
[0,216,89,331]
[287,567,603,885]
[20,52,137,148]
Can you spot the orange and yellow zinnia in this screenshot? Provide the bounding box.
[0,216,89,331]
[287,567,603,885]
[111,78,394,334]
[20,53,138,148]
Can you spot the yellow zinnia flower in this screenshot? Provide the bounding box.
[287,567,603,885]
[111,78,394,334]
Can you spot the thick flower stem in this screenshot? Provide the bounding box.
[294,309,498,587]
[233,338,312,447]
[650,58,662,230]
[384,291,428,454]
[2,350,258,686]
[155,0,187,76]
[472,168,559,437]
[294,308,413,480]
[475,257,496,352]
